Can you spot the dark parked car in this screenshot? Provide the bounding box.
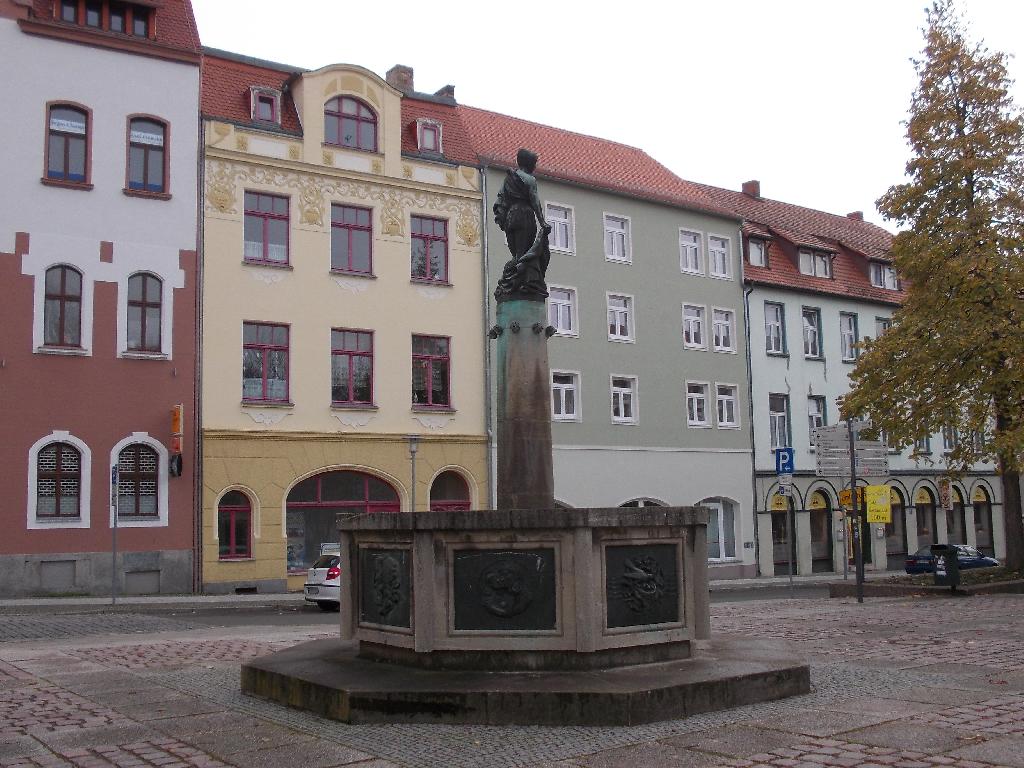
[904,544,998,574]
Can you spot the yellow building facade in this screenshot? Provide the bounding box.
[200,55,487,592]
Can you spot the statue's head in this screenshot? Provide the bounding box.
[516,148,538,174]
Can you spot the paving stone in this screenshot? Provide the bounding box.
[181,722,310,757]
[32,725,161,752]
[947,735,1024,768]
[0,616,196,643]
[223,738,374,768]
[756,709,898,737]
[663,725,802,757]
[573,741,720,767]
[841,722,976,754]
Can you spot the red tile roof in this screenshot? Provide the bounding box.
[456,105,735,218]
[201,50,303,133]
[29,0,201,54]
[400,97,477,166]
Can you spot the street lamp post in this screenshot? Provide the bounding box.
[407,435,419,513]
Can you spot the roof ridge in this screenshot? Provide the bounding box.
[457,104,650,155]
[202,46,306,74]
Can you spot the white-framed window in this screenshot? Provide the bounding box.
[551,371,580,422]
[802,308,822,358]
[603,213,631,263]
[712,308,736,352]
[26,430,93,530]
[942,425,959,452]
[798,249,832,277]
[807,396,826,441]
[546,203,575,253]
[708,235,731,278]
[840,313,858,362]
[769,393,790,451]
[914,435,932,455]
[765,302,785,354]
[607,293,634,342]
[702,497,737,560]
[686,382,710,427]
[875,317,892,337]
[716,384,739,428]
[610,375,637,424]
[547,286,578,337]
[682,303,706,349]
[748,238,766,267]
[416,119,443,153]
[679,229,702,274]
[870,262,899,290]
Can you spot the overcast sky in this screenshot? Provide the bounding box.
[192,0,1024,229]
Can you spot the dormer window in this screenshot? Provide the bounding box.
[748,238,766,267]
[798,248,832,278]
[324,97,377,152]
[58,1,151,38]
[250,88,281,125]
[870,261,899,290]
[417,119,442,153]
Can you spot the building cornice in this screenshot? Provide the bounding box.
[18,17,200,65]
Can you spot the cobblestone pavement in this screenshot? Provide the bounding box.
[2,596,1023,767]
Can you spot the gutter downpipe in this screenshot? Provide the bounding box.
[193,110,205,594]
[480,164,495,508]
[741,233,760,576]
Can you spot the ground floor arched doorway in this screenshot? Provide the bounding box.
[973,486,994,556]
[808,490,834,573]
[885,487,908,570]
[286,470,400,573]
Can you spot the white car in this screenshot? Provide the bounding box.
[304,554,341,611]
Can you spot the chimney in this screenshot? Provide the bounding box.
[434,84,456,102]
[386,64,414,93]
[847,211,864,221]
[741,179,761,199]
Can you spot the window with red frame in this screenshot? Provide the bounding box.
[36,442,81,518]
[410,215,448,282]
[116,443,158,517]
[43,265,82,347]
[429,471,470,511]
[127,272,161,352]
[324,97,377,152]
[412,335,450,407]
[242,322,289,402]
[331,329,373,405]
[330,204,372,274]
[218,490,251,559]
[127,118,166,194]
[243,192,289,265]
[286,470,399,572]
[47,105,88,184]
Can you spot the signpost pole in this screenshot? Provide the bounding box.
[110,466,118,606]
[847,417,864,604]
[776,448,795,598]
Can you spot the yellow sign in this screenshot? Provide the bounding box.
[915,488,932,505]
[770,494,790,511]
[809,492,828,510]
[972,487,989,503]
[866,485,892,524]
[839,488,864,507]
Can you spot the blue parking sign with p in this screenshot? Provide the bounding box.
[776,447,794,475]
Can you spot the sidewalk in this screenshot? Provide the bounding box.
[0,570,895,612]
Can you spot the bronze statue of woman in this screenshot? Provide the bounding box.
[493,148,552,301]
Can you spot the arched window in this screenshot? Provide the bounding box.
[218,490,252,560]
[430,471,470,511]
[947,487,967,544]
[127,117,167,193]
[885,487,908,569]
[619,498,666,508]
[127,273,162,352]
[44,265,82,347]
[37,442,81,518]
[286,470,399,572]
[808,491,834,573]
[700,497,736,561]
[46,104,89,183]
[973,486,994,555]
[116,443,159,517]
[324,97,377,152]
[915,487,937,544]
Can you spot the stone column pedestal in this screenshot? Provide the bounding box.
[495,299,554,510]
